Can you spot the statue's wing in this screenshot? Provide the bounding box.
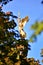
[21,16,29,28]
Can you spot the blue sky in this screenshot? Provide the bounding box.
[2,0,43,64]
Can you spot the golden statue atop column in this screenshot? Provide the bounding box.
[17,12,29,38]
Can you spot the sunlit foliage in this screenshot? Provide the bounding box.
[29,21,43,42]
